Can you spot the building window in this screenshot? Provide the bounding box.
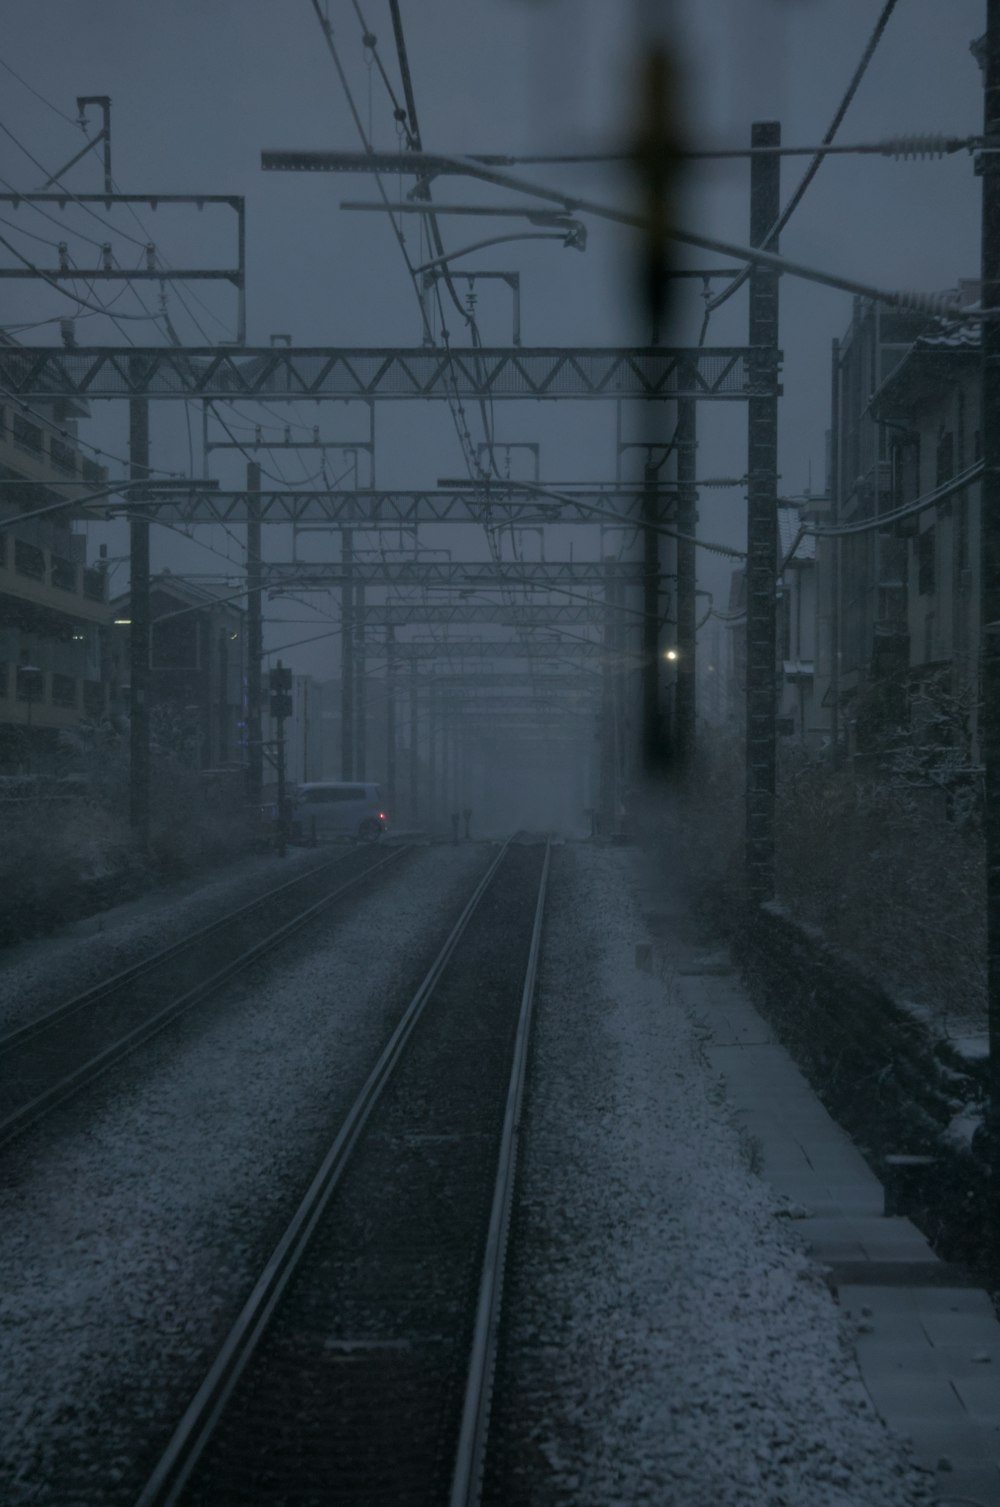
[51,673,76,708]
[50,554,77,592]
[935,430,954,488]
[82,567,106,602]
[49,438,77,476]
[14,538,45,579]
[11,413,43,455]
[917,526,935,596]
[16,665,45,703]
[83,680,105,717]
[0,664,7,698]
[81,457,104,486]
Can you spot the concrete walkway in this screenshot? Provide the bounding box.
[638,872,1000,1507]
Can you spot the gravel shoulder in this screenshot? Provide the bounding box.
[485,842,934,1507]
[0,842,360,1037]
[0,842,489,1507]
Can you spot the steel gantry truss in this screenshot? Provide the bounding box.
[351,603,611,627]
[390,636,609,661]
[261,559,640,589]
[111,485,673,528]
[0,344,753,402]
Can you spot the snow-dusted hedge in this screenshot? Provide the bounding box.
[774,761,985,1035]
[0,765,262,943]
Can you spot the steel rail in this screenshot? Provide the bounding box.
[134,837,515,1507]
[450,839,552,1507]
[0,849,359,1055]
[0,846,410,1150]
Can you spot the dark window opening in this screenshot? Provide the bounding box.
[917,526,936,596]
[15,539,45,579]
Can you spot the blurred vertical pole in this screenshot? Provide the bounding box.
[600,561,617,835]
[340,527,354,779]
[385,625,396,813]
[427,682,437,834]
[641,460,665,770]
[829,340,841,768]
[355,583,366,779]
[632,29,679,777]
[675,397,698,769]
[614,572,628,801]
[979,1,1000,1170]
[128,379,150,847]
[246,461,263,806]
[409,661,419,825]
[745,120,781,904]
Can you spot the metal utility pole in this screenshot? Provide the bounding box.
[409,661,419,826]
[675,397,698,769]
[341,527,354,779]
[641,459,666,770]
[385,625,396,812]
[428,682,438,834]
[829,338,842,768]
[600,560,618,834]
[745,120,781,904]
[246,461,263,805]
[128,379,150,847]
[979,0,1000,1163]
[355,582,366,779]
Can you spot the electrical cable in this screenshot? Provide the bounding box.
[0,231,160,319]
[0,116,148,247]
[700,0,900,338]
[0,56,82,127]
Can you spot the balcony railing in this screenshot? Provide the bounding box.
[82,567,106,602]
[51,673,77,708]
[14,539,45,580]
[11,414,43,455]
[50,555,77,592]
[49,438,77,476]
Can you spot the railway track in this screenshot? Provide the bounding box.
[0,843,411,1150]
[134,835,551,1507]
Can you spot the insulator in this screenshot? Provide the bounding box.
[892,288,967,318]
[880,134,953,161]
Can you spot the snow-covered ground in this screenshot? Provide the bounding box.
[0,840,941,1505]
[487,844,934,1507]
[0,842,348,1036]
[0,843,488,1507]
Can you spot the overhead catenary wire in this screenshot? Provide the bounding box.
[701,0,901,334]
[0,56,82,127]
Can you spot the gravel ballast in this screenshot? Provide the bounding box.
[0,843,488,1507]
[484,844,934,1507]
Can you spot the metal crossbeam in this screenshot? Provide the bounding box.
[263,560,634,588]
[356,603,604,626]
[0,345,752,402]
[420,673,598,688]
[392,637,607,660]
[116,486,662,526]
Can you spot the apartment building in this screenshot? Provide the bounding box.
[869,312,982,764]
[110,573,247,770]
[0,384,111,773]
[818,296,937,757]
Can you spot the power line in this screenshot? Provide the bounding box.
[0,57,82,128]
[701,0,901,333]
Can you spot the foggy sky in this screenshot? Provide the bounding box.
[0,0,985,678]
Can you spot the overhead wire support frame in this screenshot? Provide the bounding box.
[264,148,973,317]
[0,192,246,343]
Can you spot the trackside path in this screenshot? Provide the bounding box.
[483,844,934,1507]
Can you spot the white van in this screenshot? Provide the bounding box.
[292,781,386,842]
